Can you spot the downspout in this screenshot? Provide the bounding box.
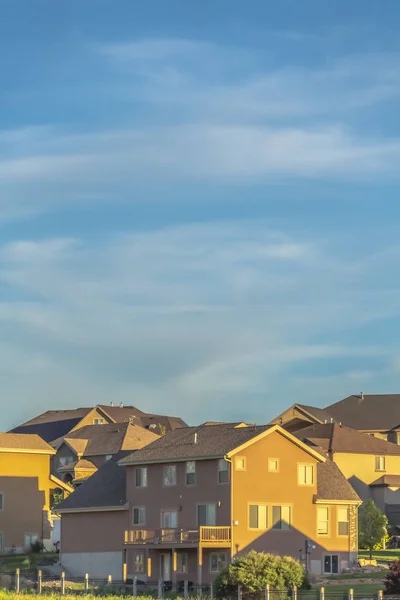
[224,455,234,562]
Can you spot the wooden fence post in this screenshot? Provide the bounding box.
[61,572,65,596]
[133,576,138,597]
[84,573,89,592]
[15,568,20,594]
[37,570,42,594]
[158,579,163,599]
[265,584,270,600]
[292,585,298,600]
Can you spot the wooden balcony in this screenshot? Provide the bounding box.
[124,526,231,548]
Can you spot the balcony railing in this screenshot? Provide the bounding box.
[125,526,231,545]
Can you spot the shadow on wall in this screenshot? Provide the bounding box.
[348,475,371,503]
[0,476,46,550]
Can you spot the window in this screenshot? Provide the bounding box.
[338,507,349,536]
[317,507,329,536]
[198,504,217,526]
[272,506,291,530]
[24,533,38,549]
[176,553,188,573]
[235,457,246,471]
[268,459,279,472]
[298,464,314,485]
[105,455,113,461]
[136,467,148,488]
[324,555,339,574]
[59,456,74,468]
[0,533,3,550]
[0,493,3,511]
[249,505,268,529]
[375,456,386,472]
[186,461,196,485]
[210,552,227,573]
[397,433,400,446]
[133,507,146,526]
[218,459,229,483]
[162,511,178,528]
[134,553,145,573]
[93,418,104,425]
[163,465,177,486]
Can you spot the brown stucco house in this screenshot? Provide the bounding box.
[51,422,159,486]
[10,404,187,443]
[0,432,71,554]
[58,422,360,582]
[295,422,400,527]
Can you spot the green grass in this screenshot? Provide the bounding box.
[358,549,400,565]
[0,553,58,574]
[322,571,387,581]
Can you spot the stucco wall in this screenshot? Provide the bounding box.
[61,510,128,554]
[62,551,123,579]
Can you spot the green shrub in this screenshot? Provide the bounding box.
[215,550,308,599]
[384,559,400,594]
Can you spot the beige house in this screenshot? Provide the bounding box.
[58,423,360,582]
[0,432,70,553]
[295,423,400,526]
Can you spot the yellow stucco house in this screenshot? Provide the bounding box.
[0,432,70,553]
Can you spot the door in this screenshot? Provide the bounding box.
[324,554,339,574]
[160,553,171,581]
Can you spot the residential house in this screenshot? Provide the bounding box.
[10,404,187,442]
[295,422,400,526]
[271,394,400,442]
[51,422,159,485]
[0,432,70,553]
[58,422,361,581]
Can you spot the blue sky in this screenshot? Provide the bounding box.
[2,1,400,430]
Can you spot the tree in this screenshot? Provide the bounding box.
[215,550,308,599]
[358,499,388,558]
[384,559,400,594]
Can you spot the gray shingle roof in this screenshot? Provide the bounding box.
[119,423,272,465]
[0,432,55,453]
[316,455,360,502]
[57,452,129,511]
[297,423,400,455]
[296,405,336,424]
[325,394,400,431]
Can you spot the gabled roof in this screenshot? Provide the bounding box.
[0,432,55,454]
[295,423,400,455]
[315,455,360,502]
[119,422,326,466]
[370,475,400,487]
[57,458,97,472]
[57,453,129,512]
[52,422,159,457]
[325,394,400,431]
[296,404,336,424]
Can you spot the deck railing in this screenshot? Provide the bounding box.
[125,526,231,545]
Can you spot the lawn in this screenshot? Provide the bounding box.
[0,553,58,573]
[358,549,400,566]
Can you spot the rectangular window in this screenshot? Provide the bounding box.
[134,553,145,573]
[235,457,246,470]
[210,552,227,573]
[298,464,314,485]
[218,459,229,483]
[105,454,113,461]
[186,461,196,485]
[198,503,217,526]
[163,465,177,486]
[93,418,104,425]
[24,533,38,549]
[176,552,188,573]
[0,533,3,550]
[0,493,3,511]
[268,459,279,472]
[317,507,329,536]
[375,456,386,472]
[135,467,148,488]
[272,506,291,530]
[133,507,146,526]
[249,505,268,529]
[324,554,339,574]
[162,511,178,528]
[338,507,349,536]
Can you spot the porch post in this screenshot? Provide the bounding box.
[147,549,152,579]
[123,549,127,583]
[172,549,177,589]
[197,546,203,595]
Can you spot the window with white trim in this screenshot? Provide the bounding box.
[134,553,145,573]
[163,465,177,486]
[132,507,146,526]
[176,552,188,573]
[186,461,196,485]
[249,505,268,529]
[162,510,178,528]
[235,457,246,470]
[210,552,227,573]
[24,533,38,549]
[338,507,349,536]
[218,459,229,483]
[198,503,217,526]
[317,507,329,536]
[375,456,386,472]
[135,467,148,488]
[272,505,291,530]
[268,459,279,472]
[298,464,314,485]
[93,418,104,425]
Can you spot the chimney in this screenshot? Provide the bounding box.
[360,392,364,400]
[110,401,114,406]
[194,433,198,444]
[119,402,124,408]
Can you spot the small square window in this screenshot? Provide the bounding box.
[268,459,279,472]
[235,457,246,470]
[93,418,104,425]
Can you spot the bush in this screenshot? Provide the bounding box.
[215,550,308,599]
[30,540,45,554]
[384,559,400,594]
